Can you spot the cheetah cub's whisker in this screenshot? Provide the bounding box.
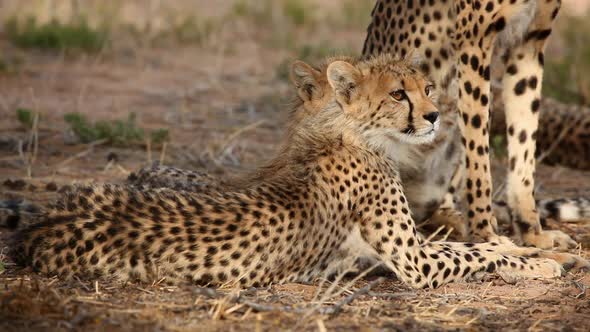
[14,54,567,289]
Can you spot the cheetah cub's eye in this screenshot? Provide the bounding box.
[425,84,435,96]
[390,90,405,101]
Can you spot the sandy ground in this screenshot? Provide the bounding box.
[0,2,590,330]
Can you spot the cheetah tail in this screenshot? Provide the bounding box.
[493,197,590,223]
[536,197,590,222]
[0,199,43,230]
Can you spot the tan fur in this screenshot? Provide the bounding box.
[362,0,578,250]
[16,55,584,289]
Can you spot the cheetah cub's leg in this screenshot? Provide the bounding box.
[357,180,564,289]
[501,1,575,250]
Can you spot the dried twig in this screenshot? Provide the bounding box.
[316,277,384,315]
[159,142,167,165]
[16,92,41,178]
[54,139,108,169]
[536,121,575,165]
[240,278,384,316]
[422,225,446,245]
[146,138,152,164]
[213,120,265,158]
[493,182,505,200]
[366,291,416,299]
[571,279,586,299]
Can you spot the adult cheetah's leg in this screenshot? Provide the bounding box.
[501,0,575,250]
[427,162,469,240]
[453,4,502,242]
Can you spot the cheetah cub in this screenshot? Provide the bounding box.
[15,55,568,289]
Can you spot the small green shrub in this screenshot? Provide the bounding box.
[64,112,169,146]
[16,108,35,129]
[490,134,507,159]
[232,0,249,17]
[544,14,590,105]
[168,16,214,45]
[276,43,353,80]
[283,0,312,27]
[150,128,171,144]
[0,54,23,74]
[232,0,318,48]
[338,0,374,29]
[231,0,273,25]
[5,16,108,53]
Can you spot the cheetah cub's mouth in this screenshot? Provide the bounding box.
[390,118,440,145]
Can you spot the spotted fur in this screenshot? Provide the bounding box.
[13,55,580,288]
[361,0,579,250]
[490,97,590,170]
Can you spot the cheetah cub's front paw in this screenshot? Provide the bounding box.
[487,235,544,257]
[498,258,564,282]
[522,230,577,251]
[536,251,590,273]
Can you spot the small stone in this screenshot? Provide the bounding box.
[45,182,58,191]
[58,184,73,193]
[107,152,118,162]
[3,179,27,190]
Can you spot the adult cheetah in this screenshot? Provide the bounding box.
[363,0,573,249]
[13,55,576,288]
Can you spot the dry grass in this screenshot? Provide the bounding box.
[0,1,590,331]
[1,264,589,331]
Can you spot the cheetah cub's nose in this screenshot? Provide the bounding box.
[423,112,439,124]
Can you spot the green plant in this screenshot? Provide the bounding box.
[0,54,23,74]
[282,0,312,27]
[337,0,374,29]
[544,14,590,105]
[5,16,109,53]
[64,112,169,146]
[16,108,35,129]
[172,16,214,44]
[150,128,170,144]
[232,0,250,17]
[151,15,215,46]
[276,43,353,80]
[490,134,507,159]
[231,0,316,48]
[231,0,274,25]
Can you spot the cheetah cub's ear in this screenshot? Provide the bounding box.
[326,60,362,106]
[290,61,323,102]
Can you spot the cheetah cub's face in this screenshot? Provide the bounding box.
[327,54,440,145]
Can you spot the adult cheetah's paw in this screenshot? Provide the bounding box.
[522,230,577,251]
[429,208,468,241]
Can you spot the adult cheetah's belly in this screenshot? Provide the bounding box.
[400,129,463,222]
